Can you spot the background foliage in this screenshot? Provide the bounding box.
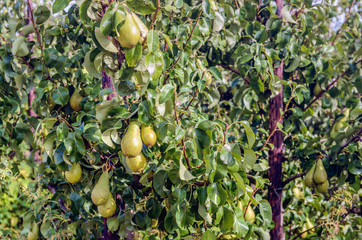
[0,0,361,239]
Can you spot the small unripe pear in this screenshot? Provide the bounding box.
[70,89,83,112]
[300,224,308,238]
[306,218,314,233]
[126,153,147,173]
[27,222,39,240]
[315,180,329,194]
[98,193,116,218]
[305,164,316,188]
[313,159,327,184]
[141,125,157,147]
[313,82,322,96]
[91,171,110,206]
[65,163,82,184]
[121,121,143,157]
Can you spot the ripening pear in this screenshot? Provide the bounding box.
[196,58,212,86]
[65,163,82,184]
[117,12,140,49]
[126,153,147,173]
[121,121,143,157]
[91,171,110,206]
[306,218,314,233]
[300,224,308,238]
[245,205,256,224]
[315,180,329,194]
[27,222,39,240]
[292,187,304,199]
[313,82,322,96]
[98,193,116,218]
[131,12,148,44]
[313,159,327,184]
[70,89,83,112]
[331,109,350,137]
[305,164,316,188]
[141,125,157,147]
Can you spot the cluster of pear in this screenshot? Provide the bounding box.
[91,171,116,218]
[27,222,39,240]
[300,218,314,238]
[121,121,156,173]
[116,6,148,49]
[305,159,329,194]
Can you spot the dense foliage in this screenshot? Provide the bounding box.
[0,0,361,239]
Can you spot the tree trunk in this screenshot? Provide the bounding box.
[268,1,285,240]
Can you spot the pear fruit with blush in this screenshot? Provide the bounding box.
[117,12,140,49]
[91,171,110,206]
[98,193,116,218]
[70,89,83,112]
[121,121,143,157]
[304,164,316,188]
[141,125,157,147]
[27,222,39,240]
[313,159,327,184]
[65,163,82,184]
[126,153,147,173]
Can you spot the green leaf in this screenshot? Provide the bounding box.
[203,230,216,240]
[240,121,256,148]
[159,84,174,104]
[146,198,162,219]
[207,183,227,206]
[57,122,69,141]
[281,6,297,24]
[153,170,169,197]
[12,37,29,57]
[220,207,234,232]
[35,6,50,24]
[145,50,164,80]
[209,67,222,81]
[79,0,91,24]
[179,155,195,181]
[75,133,86,155]
[94,28,118,53]
[100,6,115,36]
[40,220,52,238]
[259,199,272,227]
[147,30,159,52]
[125,44,143,67]
[52,0,69,14]
[54,144,69,171]
[52,86,69,105]
[237,54,253,65]
[355,76,362,94]
[243,148,257,172]
[161,33,173,55]
[284,56,300,72]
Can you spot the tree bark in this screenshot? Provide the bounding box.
[268,1,285,240]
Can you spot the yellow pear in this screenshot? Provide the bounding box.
[121,121,143,157]
[315,180,329,194]
[313,82,321,96]
[126,153,147,173]
[27,222,39,240]
[98,193,116,218]
[117,13,140,49]
[70,89,83,112]
[313,159,327,184]
[304,164,316,188]
[131,12,148,44]
[11,216,18,227]
[91,171,110,206]
[196,58,212,86]
[141,125,157,147]
[292,187,304,199]
[245,205,255,224]
[300,224,308,238]
[65,163,82,184]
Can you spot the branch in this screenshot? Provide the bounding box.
[27,0,43,55]
[218,63,250,84]
[283,172,306,186]
[150,0,160,30]
[302,60,362,112]
[331,0,356,46]
[179,88,198,118]
[291,224,323,240]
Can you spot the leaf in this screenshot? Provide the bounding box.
[100,7,115,36]
[94,28,118,53]
[220,207,234,232]
[179,155,195,181]
[147,30,159,52]
[204,87,220,109]
[107,217,121,232]
[125,44,142,67]
[209,67,222,81]
[57,122,69,141]
[146,198,162,219]
[220,145,234,165]
[198,204,212,224]
[133,211,151,230]
[159,84,174,104]
[153,170,169,197]
[102,129,115,148]
[237,54,253,65]
[79,0,91,24]
[203,230,216,240]
[145,50,164,79]
[54,144,69,171]
[355,76,362,94]
[207,183,227,206]
[52,86,69,105]
[52,0,69,14]
[12,37,29,57]
[40,220,52,238]
[258,199,272,227]
[213,12,224,32]
[281,6,297,24]
[284,56,300,72]
[35,6,50,24]
[75,133,86,155]
[161,33,173,55]
[243,148,257,172]
[240,121,256,148]
[84,50,102,78]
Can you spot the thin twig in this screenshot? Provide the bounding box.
[150,0,160,30]
[218,63,250,84]
[291,224,324,240]
[283,172,306,186]
[331,0,356,46]
[179,88,199,118]
[303,60,362,111]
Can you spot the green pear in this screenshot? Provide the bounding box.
[121,121,143,157]
[331,109,350,137]
[91,171,110,206]
[306,218,314,233]
[300,224,308,238]
[117,12,140,49]
[245,205,255,224]
[126,153,147,173]
[315,180,329,194]
[27,222,39,240]
[70,89,83,112]
[313,159,327,184]
[131,12,148,44]
[65,163,82,184]
[313,82,322,96]
[304,164,316,188]
[98,193,116,218]
[141,125,157,147]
